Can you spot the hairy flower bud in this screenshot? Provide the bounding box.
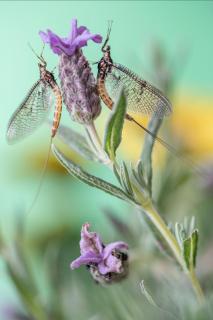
[39,19,102,124]
[59,50,101,123]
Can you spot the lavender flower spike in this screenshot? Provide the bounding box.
[71,223,129,284]
[39,19,102,124]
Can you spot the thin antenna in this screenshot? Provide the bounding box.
[28,42,46,65]
[107,20,113,38]
[102,20,113,52]
[40,43,45,60]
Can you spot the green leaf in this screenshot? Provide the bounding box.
[104,90,127,160]
[120,162,134,196]
[113,164,122,184]
[191,229,199,267]
[140,116,163,194]
[183,237,191,269]
[183,229,199,269]
[52,145,131,202]
[56,124,98,161]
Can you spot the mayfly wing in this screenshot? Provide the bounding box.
[6,80,54,144]
[105,63,172,118]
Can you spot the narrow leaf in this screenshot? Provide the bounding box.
[191,229,199,267]
[113,164,122,184]
[56,124,98,161]
[183,237,191,269]
[52,145,130,202]
[183,229,199,269]
[140,280,178,320]
[140,280,158,307]
[104,90,127,159]
[140,116,163,194]
[174,223,183,248]
[120,162,134,196]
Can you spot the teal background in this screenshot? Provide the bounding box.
[1,0,213,215]
[0,1,213,315]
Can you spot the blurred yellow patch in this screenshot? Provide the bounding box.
[118,95,213,162]
[171,95,213,158]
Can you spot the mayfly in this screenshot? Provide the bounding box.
[7,51,62,143]
[97,25,183,157]
[6,48,63,213]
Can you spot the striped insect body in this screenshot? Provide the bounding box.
[97,40,172,119]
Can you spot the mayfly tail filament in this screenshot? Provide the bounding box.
[26,136,53,216]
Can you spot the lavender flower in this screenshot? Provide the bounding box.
[39,19,102,124]
[71,223,129,284]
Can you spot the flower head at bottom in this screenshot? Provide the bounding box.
[70,223,129,284]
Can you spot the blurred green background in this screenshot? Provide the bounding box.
[0,1,213,319]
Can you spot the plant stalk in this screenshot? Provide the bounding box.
[136,195,205,303]
[85,120,205,303]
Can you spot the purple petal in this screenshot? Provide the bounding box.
[80,223,103,255]
[70,251,102,269]
[39,19,102,56]
[39,31,50,43]
[77,26,87,35]
[98,255,123,274]
[71,30,101,50]
[91,34,102,43]
[70,18,77,41]
[103,242,129,259]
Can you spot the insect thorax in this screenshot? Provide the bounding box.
[39,64,56,88]
[98,53,113,80]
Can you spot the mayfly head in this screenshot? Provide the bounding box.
[105,45,111,52]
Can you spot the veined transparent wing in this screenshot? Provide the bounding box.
[105,63,172,118]
[6,80,54,144]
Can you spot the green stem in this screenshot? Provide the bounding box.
[135,194,204,303]
[85,122,111,165]
[188,268,205,304]
[85,116,204,303]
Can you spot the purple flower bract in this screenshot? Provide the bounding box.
[71,223,129,279]
[39,19,102,56]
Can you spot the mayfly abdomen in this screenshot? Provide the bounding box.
[51,85,62,137]
[97,77,113,110]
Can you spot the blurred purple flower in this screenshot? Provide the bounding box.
[39,19,102,124]
[71,223,129,283]
[39,18,102,56]
[1,305,30,320]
